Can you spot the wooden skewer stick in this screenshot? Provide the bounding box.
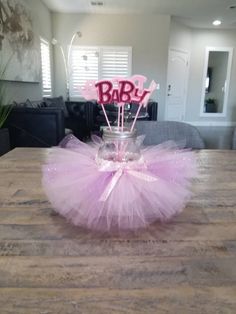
[130,104,142,132]
[121,103,125,132]
[101,104,112,131]
[117,105,121,130]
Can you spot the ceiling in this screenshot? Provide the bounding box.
[42,0,236,29]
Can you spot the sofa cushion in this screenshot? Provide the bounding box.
[43,96,69,118]
[30,100,46,108]
[12,99,45,108]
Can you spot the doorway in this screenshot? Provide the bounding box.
[165,49,189,121]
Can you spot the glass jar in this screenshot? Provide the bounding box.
[97,127,141,163]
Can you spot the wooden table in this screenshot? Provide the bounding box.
[0,148,236,314]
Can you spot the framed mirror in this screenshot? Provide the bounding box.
[200,47,233,117]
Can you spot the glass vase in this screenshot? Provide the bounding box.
[97,127,141,163]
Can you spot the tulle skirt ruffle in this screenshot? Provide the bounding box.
[42,135,196,231]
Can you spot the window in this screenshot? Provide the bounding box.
[40,38,52,97]
[69,46,132,98]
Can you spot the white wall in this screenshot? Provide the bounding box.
[186,29,236,123]
[3,0,53,103]
[52,13,171,120]
[169,20,236,124]
[169,19,192,52]
[2,4,236,124]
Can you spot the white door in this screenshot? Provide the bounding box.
[165,49,189,121]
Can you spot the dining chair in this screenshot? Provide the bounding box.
[135,121,205,149]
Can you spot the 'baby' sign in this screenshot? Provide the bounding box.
[79,75,157,131]
[80,75,157,107]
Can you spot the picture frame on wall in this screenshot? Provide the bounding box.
[0,0,40,83]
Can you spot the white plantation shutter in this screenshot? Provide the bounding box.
[40,38,52,97]
[69,46,132,98]
[69,47,99,98]
[101,47,132,80]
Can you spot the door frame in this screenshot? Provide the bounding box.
[165,47,190,121]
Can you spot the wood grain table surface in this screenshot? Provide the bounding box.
[0,148,236,314]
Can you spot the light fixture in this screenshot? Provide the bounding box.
[91,1,104,6]
[212,20,222,26]
[52,31,82,100]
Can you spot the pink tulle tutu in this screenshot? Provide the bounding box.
[42,135,196,231]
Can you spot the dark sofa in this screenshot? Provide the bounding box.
[5,107,65,148]
[5,98,158,148]
[65,101,95,140]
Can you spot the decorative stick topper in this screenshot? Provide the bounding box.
[80,75,157,104]
[95,79,152,105]
[131,74,147,90]
[80,75,157,131]
[79,80,97,100]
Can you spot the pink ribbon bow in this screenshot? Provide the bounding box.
[96,157,158,202]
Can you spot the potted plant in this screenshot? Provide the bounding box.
[0,67,11,156]
[205,98,217,113]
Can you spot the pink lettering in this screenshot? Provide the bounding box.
[95,81,113,104]
[92,77,157,105]
[119,80,135,103]
[132,88,150,104]
[111,89,120,103]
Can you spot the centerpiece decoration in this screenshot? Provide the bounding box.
[42,75,196,232]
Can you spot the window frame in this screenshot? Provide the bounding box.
[40,37,53,98]
[68,45,132,100]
